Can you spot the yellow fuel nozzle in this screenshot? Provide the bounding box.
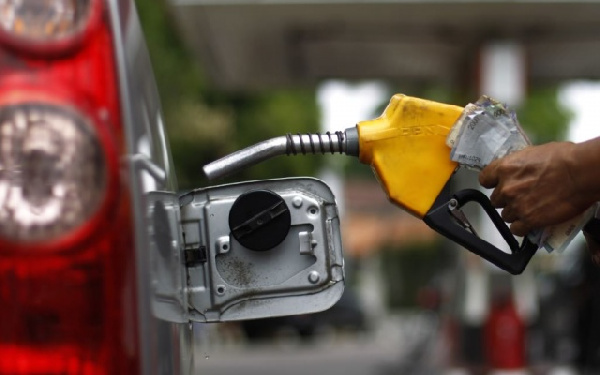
[356,94,464,219]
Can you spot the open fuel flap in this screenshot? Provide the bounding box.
[149,177,345,323]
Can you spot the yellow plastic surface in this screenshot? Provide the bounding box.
[358,94,463,219]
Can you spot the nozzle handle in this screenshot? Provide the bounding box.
[424,183,538,275]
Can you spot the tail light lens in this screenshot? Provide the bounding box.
[0,103,107,244]
[0,0,142,373]
[0,0,101,55]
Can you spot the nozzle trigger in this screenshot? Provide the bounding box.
[423,182,538,275]
[448,199,479,238]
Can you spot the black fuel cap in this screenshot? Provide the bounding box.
[228,190,291,251]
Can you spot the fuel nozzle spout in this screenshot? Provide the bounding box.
[203,127,359,180]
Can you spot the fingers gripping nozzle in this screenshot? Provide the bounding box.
[203,127,359,180]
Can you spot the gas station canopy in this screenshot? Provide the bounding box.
[168,0,600,90]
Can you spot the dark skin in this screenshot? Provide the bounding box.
[479,137,600,259]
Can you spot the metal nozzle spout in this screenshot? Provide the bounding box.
[203,127,359,180]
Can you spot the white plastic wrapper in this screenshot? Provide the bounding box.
[447,95,593,253]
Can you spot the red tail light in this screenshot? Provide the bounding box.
[0,0,141,373]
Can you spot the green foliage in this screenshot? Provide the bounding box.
[135,0,207,109]
[135,0,226,188]
[205,90,321,183]
[515,87,573,144]
[135,0,319,189]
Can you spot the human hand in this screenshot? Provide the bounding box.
[479,141,593,237]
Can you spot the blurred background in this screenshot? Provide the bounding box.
[136,1,600,374]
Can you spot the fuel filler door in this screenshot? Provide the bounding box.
[178,177,344,322]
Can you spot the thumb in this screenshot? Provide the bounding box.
[479,161,500,189]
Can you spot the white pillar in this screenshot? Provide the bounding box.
[480,42,526,107]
